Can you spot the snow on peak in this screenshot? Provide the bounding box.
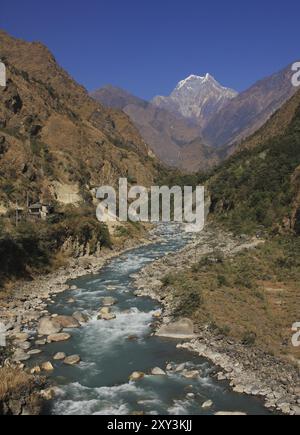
[152,73,238,126]
[176,74,210,90]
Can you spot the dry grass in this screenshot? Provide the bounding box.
[0,367,43,415]
[0,368,35,401]
[166,237,300,363]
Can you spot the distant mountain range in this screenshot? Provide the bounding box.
[92,66,297,172]
[91,86,217,172]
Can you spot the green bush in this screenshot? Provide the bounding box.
[161,274,176,287]
[174,290,203,317]
[0,208,112,287]
[217,274,229,287]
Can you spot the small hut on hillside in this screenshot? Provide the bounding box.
[28,203,53,220]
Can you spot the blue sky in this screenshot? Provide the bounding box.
[0,0,299,100]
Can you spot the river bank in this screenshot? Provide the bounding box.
[0,234,154,343]
[133,225,300,416]
[31,223,270,416]
[0,231,157,415]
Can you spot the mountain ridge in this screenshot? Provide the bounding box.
[204,64,297,148]
[92,65,298,173]
[91,85,218,172]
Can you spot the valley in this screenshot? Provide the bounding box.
[1,224,275,415]
[92,66,297,172]
[0,21,299,418]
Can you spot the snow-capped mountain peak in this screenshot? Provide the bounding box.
[152,73,238,127]
[176,74,206,90]
[176,73,214,89]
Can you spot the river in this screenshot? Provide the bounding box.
[33,224,270,415]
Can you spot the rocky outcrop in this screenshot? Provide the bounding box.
[156,318,195,339]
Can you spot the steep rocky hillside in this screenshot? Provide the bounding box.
[91,85,217,172]
[0,30,162,212]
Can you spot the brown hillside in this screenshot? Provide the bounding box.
[237,89,300,152]
[92,85,218,172]
[0,30,161,211]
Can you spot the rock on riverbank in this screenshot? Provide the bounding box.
[156,318,196,339]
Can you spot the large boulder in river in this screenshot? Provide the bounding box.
[202,400,213,409]
[64,355,81,366]
[53,352,66,361]
[98,307,111,315]
[156,318,195,339]
[37,317,62,336]
[151,367,166,376]
[101,297,118,307]
[72,311,89,324]
[99,313,116,321]
[41,361,54,372]
[55,315,80,328]
[182,369,200,379]
[47,333,71,343]
[129,371,145,382]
